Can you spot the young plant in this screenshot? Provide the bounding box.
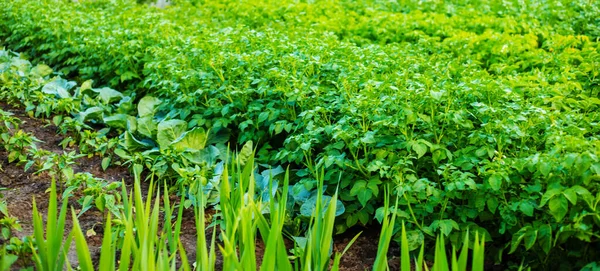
[1,130,40,164]
[29,178,71,271]
[0,187,22,270]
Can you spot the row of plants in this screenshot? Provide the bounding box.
[0,48,341,246]
[31,153,489,271]
[0,110,26,268]
[0,111,489,271]
[0,0,599,268]
[0,76,491,270]
[0,96,491,270]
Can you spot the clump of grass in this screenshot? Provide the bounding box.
[373,190,486,271]
[31,153,487,271]
[30,178,70,271]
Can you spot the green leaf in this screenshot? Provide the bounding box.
[523,228,538,250]
[78,106,104,122]
[156,119,187,149]
[357,190,372,207]
[488,174,502,191]
[539,162,552,176]
[432,219,458,236]
[103,114,129,129]
[101,157,111,171]
[538,224,552,254]
[360,131,376,144]
[98,213,114,270]
[412,142,427,158]
[95,196,106,212]
[404,230,424,251]
[238,140,253,166]
[430,90,444,100]
[182,146,220,164]
[31,64,53,77]
[137,96,162,117]
[519,201,535,217]
[122,131,153,150]
[42,78,75,99]
[562,188,578,205]
[487,197,498,213]
[509,226,529,253]
[258,111,269,123]
[540,188,562,207]
[80,79,93,93]
[173,127,208,152]
[349,180,367,196]
[549,195,568,222]
[72,209,94,271]
[93,87,123,104]
[300,195,345,217]
[137,116,157,139]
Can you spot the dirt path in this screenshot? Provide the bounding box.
[0,104,393,270]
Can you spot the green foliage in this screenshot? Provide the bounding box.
[1,130,40,165]
[45,152,360,271]
[0,0,599,268]
[30,179,71,271]
[0,187,24,270]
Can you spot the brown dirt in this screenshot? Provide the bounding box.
[0,103,390,270]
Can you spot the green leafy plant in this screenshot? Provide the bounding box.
[1,130,40,164]
[29,178,71,271]
[0,0,598,268]
[35,151,84,190]
[0,187,23,270]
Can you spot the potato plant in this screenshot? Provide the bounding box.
[0,0,599,269]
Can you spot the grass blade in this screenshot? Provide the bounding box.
[71,208,94,271]
[98,213,114,271]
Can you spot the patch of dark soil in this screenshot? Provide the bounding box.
[333,228,401,271]
[0,103,134,268]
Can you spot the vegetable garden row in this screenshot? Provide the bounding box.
[0,0,599,270]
